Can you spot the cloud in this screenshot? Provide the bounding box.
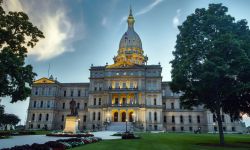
[172,9,181,28]
[136,0,163,16]
[3,0,83,61]
[101,17,107,27]
[120,0,164,24]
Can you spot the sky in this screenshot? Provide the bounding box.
[1,0,250,126]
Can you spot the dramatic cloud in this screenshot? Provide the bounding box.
[172,9,181,28]
[120,0,164,24]
[3,0,83,61]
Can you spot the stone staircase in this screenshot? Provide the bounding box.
[107,122,133,132]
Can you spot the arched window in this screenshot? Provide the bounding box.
[46,114,49,121]
[39,114,42,121]
[32,114,35,121]
[154,112,157,121]
[172,116,175,123]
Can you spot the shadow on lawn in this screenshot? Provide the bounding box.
[197,142,250,149]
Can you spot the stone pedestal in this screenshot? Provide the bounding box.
[63,115,79,133]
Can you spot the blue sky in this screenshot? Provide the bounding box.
[1,0,250,126]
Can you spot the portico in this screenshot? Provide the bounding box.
[109,109,136,122]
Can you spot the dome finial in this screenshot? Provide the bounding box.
[129,5,132,16]
[127,5,135,28]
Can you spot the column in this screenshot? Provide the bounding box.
[109,93,112,105]
[118,109,121,122]
[118,94,121,105]
[126,94,128,105]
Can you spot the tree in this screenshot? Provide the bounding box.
[3,113,20,126]
[170,3,250,145]
[0,0,44,103]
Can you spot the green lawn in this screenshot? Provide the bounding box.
[71,133,250,150]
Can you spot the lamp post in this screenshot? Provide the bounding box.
[125,119,128,132]
[28,121,31,129]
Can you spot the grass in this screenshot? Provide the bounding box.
[71,133,250,150]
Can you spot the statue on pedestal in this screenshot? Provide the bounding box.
[64,99,79,133]
[69,99,78,116]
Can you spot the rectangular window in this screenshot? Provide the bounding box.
[180,116,183,123]
[189,115,192,123]
[164,116,167,123]
[78,90,81,97]
[71,90,73,97]
[61,115,64,121]
[172,126,175,131]
[93,112,96,120]
[197,116,200,123]
[40,101,43,108]
[64,90,66,97]
[171,102,174,109]
[83,115,87,122]
[181,126,184,131]
[84,103,87,109]
[47,101,50,108]
[98,112,101,120]
[62,103,65,109]
[154,98,157,105]
[189,127,193,131]
[232,127,235,132]
[99,98,101,105]
[77,103,80,109]
[33,101,37,108]
[149,112,152,121]
[223,127,226,131]
[46,114,49,121]
[35,88,38,95]
[94,98,96,105]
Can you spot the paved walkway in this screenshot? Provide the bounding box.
[0,131,120,149]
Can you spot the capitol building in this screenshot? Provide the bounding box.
[26,8,245,133]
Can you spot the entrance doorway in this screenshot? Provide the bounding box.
[114,112,118,122]
[129,112,133,122]
[121,112,126,122]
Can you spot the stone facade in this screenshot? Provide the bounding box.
[25,8,246,133]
